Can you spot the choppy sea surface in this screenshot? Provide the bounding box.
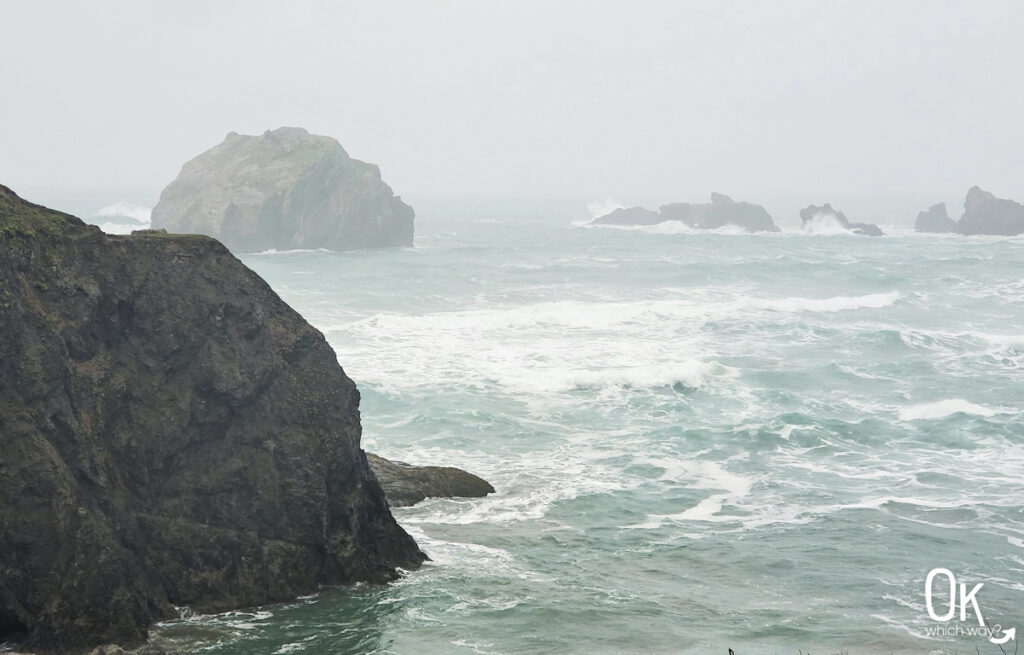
[116,210,1024,654]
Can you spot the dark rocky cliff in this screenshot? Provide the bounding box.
[0,185,425,653]
[151,127,414,252]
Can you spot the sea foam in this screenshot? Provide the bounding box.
[898,399,999,421]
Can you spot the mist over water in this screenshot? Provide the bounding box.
[140,207,1024,654]
[5,2,1024,651]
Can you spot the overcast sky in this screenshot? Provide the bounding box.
[2,0,1022,220]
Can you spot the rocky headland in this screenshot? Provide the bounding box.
[799,203,884,236]
[0,185,428,653]
[151,127,414,252]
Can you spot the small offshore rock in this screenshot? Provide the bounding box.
[914,203,957,233]
[367,453,495,507]
[659,192,780,232]
[591,206,664,226]
[800,203,883,236]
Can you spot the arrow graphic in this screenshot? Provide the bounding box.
[990,627,1016,645]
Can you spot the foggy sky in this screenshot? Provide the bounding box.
[2,0,1023,219]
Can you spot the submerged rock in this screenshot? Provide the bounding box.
[367,453,495,507]
[914,202,958,233]
[799,203,884,236]
[151,127,414,252]
[0,185,425,653]
[590,206,663,226]
[659,193,780,232]
[957,186,1024,236]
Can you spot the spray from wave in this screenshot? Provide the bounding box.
[585,198,626,220]
[91,201,153,235]
[94,201,152,223]
[800,212,852,235]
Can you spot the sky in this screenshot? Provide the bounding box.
[2,0,1023,222]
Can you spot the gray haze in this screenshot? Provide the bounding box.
[2,0,1023,222]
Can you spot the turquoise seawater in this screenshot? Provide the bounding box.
[150,214,1024,654]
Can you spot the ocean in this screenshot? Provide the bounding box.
[101,206,1024,654]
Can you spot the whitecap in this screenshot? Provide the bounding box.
[898,399,1000,421]
[735,290,901,313]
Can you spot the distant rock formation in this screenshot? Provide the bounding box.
[591,206,663,226]
[914,203,958,233]
[957,186,1024,235]
[151,127,414,252]
[591,193,780,232]
[367,454,495,507]
[659,193,780,232]
[0,185,425,653]
[799,203,884,236]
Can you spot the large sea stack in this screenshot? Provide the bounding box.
[151,127,414,252]
[0,185,425,652]
[957,186,1024,236]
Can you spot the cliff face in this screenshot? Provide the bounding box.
[151,127,414,252]
[0,185,425,653]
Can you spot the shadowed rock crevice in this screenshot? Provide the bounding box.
[0,184,425,653]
